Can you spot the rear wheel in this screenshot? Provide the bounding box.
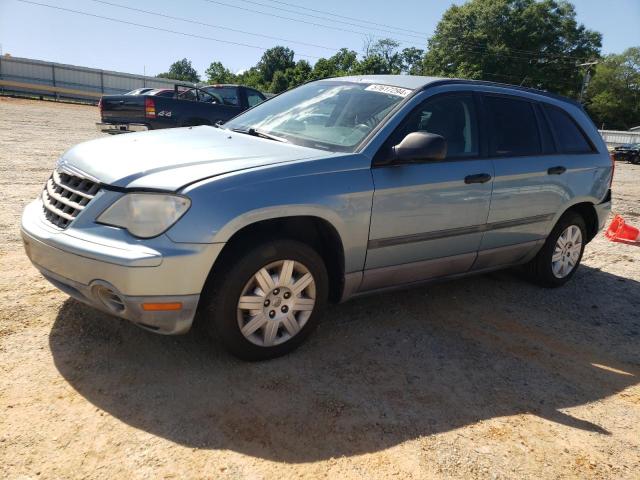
[524,211,586,287]
[201,239,328,360]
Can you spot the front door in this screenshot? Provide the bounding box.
[362,92,494,291]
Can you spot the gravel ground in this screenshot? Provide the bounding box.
[1,97,639,480]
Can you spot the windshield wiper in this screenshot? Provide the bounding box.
[230,127,289,143]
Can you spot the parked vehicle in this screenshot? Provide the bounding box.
[96,84,266,134]
[612,143,640,164]
[123,88,156,95]
[22,75,613,360]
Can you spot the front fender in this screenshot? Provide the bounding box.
[168,155,374,273]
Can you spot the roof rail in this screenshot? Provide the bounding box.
[424,79,583,108]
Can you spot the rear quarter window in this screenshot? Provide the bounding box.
[544,105,594,153]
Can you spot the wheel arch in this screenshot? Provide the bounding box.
[561,201,599,242]
[206,216,346,303]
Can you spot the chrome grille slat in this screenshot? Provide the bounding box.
[41,169,100,229]
[46,179,86,211]
[52,170,97,200]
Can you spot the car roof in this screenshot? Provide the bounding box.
[322,74,581,108]
[322,75,446,90]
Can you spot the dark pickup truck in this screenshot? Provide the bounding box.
[96,84,266,134]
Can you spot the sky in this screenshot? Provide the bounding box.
[1,0,639,78]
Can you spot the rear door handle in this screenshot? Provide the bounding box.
[547,166,566,175]
[464,173,492,184]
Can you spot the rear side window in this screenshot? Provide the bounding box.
[485,96,541,157]
[246,89,265,107]
[544,105,593,153]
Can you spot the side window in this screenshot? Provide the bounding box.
[205,86,240,106]
[197,90,216,103]
[246,89,265,107]
[485,96,541,156]
[177,88,198,102]
[544,104,593,153]
[389,94,479,159]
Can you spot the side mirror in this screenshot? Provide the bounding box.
[392,131,447,164]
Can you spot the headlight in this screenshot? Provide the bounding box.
[97,193,190,238]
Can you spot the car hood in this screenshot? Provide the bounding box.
[60,126,332,190]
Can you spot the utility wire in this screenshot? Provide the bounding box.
[15,0,589,70]
[261,0,428,36]
[223,0,590,62]
[231,0,427,41]
[89,0,338,52]
[202,0,590,64]
[200,0,419,46]
[14,0,323,59]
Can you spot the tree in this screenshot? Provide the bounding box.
[204,61,236,84]
[586,47,640,130]
[236,67,266,90]
[312,48,359,79]
[270,70,289,94]
[285,60,313,88]
[423,0,602,96]
[401,47,425,75]
[360,38,403,74]
[157,58,200,83]
[257,46,296,84]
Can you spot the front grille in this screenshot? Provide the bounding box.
[41,170,100,228]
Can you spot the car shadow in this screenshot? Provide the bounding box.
[49,264,640,462]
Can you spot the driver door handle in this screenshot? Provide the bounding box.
[464,173,492,184]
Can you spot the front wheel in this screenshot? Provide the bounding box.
[201,239,328,360]
[524,211,587,288]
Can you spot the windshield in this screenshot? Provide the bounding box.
[223,81,412,152]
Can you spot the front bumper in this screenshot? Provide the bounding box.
[96,122,149,134]
[21,200,224,334]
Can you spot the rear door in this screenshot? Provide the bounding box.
[363,92,494,291]
[474,93,567,269]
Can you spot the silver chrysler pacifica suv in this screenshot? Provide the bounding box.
[21,75,613,360]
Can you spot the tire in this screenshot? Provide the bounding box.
[524,211,587,288]
[200,239,328,360]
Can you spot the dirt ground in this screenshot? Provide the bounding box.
[0,97,639,480]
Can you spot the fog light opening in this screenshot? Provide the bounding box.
[93,285,126,314]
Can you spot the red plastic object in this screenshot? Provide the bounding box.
[605,215,640,243]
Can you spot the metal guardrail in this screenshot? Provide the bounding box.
[0,55,178,102]
[599,130,640,147]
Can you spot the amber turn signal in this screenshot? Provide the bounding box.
[141,302,182,311]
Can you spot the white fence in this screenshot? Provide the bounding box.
[599,130,640,147]
[0,55,181,102]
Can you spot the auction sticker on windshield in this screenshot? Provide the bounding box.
[365,84,413,97]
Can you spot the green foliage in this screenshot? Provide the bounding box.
[157,58,200,83]
[365,38,403,74]
[270,70,289,94]
[235,67,266,90]
[585,47,640,130]
[258,46,296,84]
[423,0,602,96]
[401,47,425,75]
[157,2,634,128]
[205,61,236,84]
[312,48,358,79]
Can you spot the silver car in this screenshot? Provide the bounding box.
[21,75,613,360]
